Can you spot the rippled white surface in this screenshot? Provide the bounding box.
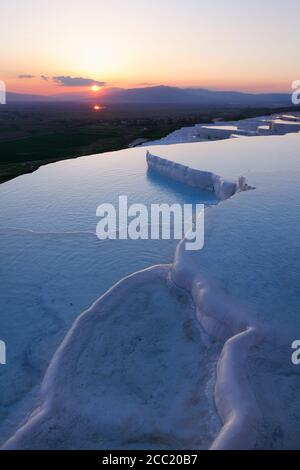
[158,134,300,336]
[0,134,300,448]
[0,145,216,443]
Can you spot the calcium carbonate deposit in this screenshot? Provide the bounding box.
[1,123,300,449]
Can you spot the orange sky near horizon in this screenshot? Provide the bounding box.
[1,0,299,95]
[4,75,295,96]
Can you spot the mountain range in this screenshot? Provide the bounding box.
[5,85,291,107]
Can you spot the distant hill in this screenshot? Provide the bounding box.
[6,92,53,102]
[6,85,291,107]
[102,86,291,107]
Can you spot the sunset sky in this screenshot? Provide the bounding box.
[1,0,299,95]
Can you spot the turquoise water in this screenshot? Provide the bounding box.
[0,146,216,444]
[0,133,300,448]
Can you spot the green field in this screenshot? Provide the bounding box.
[1,102,298,183]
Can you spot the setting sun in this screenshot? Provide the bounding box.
[91,85,101,92]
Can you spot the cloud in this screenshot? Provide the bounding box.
[40,75,49,81]
[52,76,106,87]
[137,82,155,86]
[18,74,35,79]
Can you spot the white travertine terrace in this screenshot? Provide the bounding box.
[146,151,252,201]
[1,124,300,451]
[143,112,300,146]
[270,119,300,135]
